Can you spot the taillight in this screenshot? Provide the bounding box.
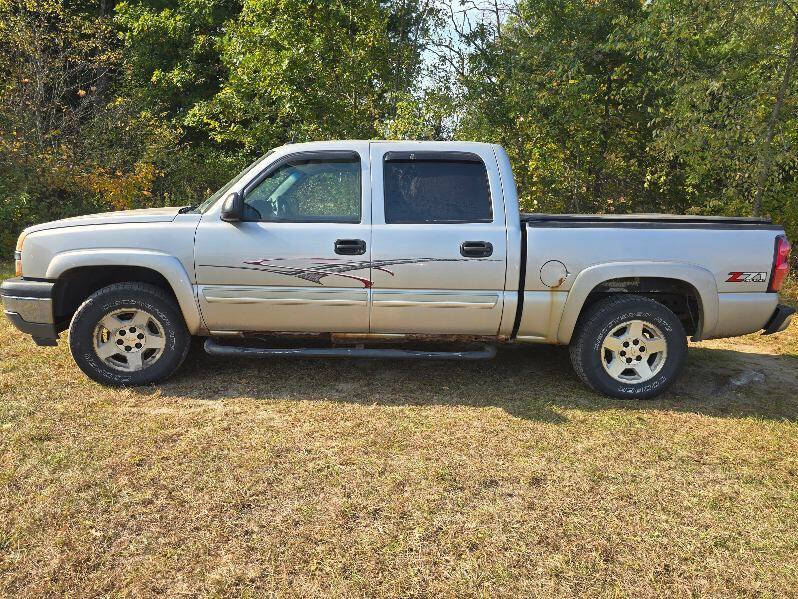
[768,235,791,292]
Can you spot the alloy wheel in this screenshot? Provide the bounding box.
[92,308,166,372]
[600,319,668,383]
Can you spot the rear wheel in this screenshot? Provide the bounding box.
[569,295,687,399]
[68,282,190,386]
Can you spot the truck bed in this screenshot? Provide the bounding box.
[517,212,785,343]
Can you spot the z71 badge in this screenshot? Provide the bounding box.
[726,271,768,283]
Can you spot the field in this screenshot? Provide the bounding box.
[1,262,797,597]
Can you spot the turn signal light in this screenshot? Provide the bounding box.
[768,235,791,292]
[14,231,27,277]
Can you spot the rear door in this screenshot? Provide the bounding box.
[368,143,508,334]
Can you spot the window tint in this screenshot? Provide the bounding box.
[244,154,361,222]
[383,155,492,224]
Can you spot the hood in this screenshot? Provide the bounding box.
[25,207,183,233]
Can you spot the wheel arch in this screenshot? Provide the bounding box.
[46,250,202,334]
[557,262,719,344]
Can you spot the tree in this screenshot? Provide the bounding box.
[0,0,140,250]
[1,0,797,254]
[435,0,798,241]
[633,0,798,224]
[187,0,434,152]
[449,0,657,214]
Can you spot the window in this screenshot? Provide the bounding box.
[243,153,361,223]
[383,153,492,224]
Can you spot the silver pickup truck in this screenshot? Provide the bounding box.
[1,141,793,398]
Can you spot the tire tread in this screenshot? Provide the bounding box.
[68,282,190,386]
[569,294,687,399]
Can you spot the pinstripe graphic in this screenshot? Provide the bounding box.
[238,258,469,288]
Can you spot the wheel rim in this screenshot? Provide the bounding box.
[92,308,166,372]
[600,319,667,384]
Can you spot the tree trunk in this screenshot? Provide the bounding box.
[95,0,109,104]
[592,73,613,205]
[753,12,798,216]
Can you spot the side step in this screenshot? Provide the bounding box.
[204,338,497,361]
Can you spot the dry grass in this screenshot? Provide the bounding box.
[1,263,797,598]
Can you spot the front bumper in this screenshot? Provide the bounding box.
[0,277,61,345]
[762,303,795,335]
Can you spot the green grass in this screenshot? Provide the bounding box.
[1,263,797,597]
[0,260,13,280]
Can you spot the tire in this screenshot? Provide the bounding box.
[68,282,190,386]
[569,294,687,399]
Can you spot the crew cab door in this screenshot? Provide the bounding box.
[194,143,372,333]
[368,143,508,334]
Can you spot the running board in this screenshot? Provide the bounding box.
[204,338,497,361]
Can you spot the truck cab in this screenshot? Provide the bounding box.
[193,141,516,337]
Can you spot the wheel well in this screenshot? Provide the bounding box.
[579,277,702,336]
[52,266,180,324]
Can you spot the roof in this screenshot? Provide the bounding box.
[274,139,497,151]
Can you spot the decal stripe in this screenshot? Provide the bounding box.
[236,257,493,288]
[200,257,501,288]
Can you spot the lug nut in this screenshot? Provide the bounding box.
[124,345,132,351]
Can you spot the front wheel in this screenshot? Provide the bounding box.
[68,282,190,386]
[569,295,687,399]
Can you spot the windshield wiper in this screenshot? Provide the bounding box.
[178,204,199,214]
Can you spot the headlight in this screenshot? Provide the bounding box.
[14,231,27,276]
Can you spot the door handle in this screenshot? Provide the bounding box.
[335,239,367,255]
[460,241,493,258]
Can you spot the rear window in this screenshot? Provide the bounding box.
[383,153,492,224]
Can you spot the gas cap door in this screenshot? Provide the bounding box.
[540,260,569,288]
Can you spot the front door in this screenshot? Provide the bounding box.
[194,144,372,333]
[368,143,508,335]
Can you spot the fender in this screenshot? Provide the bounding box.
[45,249,203,334]
[556,261,719,344]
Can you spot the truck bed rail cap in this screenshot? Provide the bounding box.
[522,212,773,225]
[522,213,782,230]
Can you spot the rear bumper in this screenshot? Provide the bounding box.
[762,303,795,335]
[0,277,61,345]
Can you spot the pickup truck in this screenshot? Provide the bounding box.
[1,141,794,399]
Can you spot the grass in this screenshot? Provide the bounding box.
[1,262,797,597]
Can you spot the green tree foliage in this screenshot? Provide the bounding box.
[0,0,132,251]
[187,0,434,150]
[637,0,798,232]
[452,0,657,214]
[0,0,797,253]
[114,0,244,205]
[0,0,434,252]
[437,0,798,242]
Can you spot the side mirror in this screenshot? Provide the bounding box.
[220,192,243,222]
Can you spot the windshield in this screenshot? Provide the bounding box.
[193,151,274,213]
